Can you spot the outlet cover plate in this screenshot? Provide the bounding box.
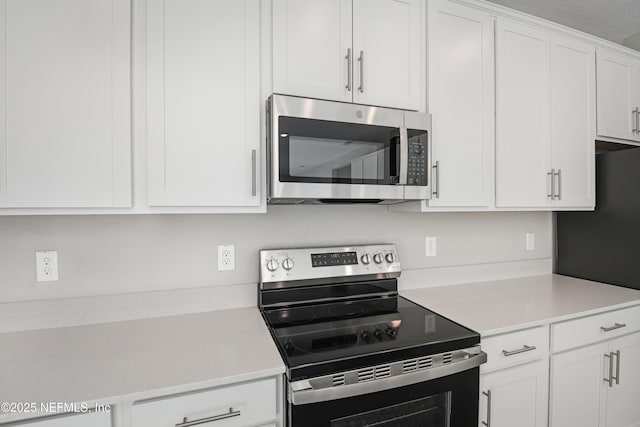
[425,236,437,257]
[526,233,535,251]
[218,245,235,271]
[36,250,59,282]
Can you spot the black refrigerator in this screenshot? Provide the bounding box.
[556,147,640,291]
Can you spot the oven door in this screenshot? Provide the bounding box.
[288,368,479,427]
[268,94,411,203]
[287,349,486,427]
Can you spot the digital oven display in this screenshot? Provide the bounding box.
[311,252,358,267]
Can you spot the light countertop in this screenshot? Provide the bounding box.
[0,307,285,423]
[403,274,640,336]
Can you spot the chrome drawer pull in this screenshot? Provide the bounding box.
[601,323,626,332]
[175,408,240,427]
[502,345,536,357]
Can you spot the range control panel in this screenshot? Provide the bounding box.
[259,244,401,286]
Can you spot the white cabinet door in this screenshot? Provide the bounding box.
[19,411,111,427]
[549,35,595,208]
[352,0,422,110]
[479,360,548,427]
[426,0,493,207]
[146,0,261,207]
[550,342,608,427]
[272,0,352,103]
[605,332,640,427]
[0,0,131,208]
[596,49,640,142]
[495,19,551,208]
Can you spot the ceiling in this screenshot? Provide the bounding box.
[485,0,640,51]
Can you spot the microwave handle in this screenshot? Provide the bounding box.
[398,127,408,185]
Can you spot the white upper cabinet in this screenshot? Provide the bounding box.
[426,0,494,208]
[352,0,422,110]
[272,0,423,110]
[549,35,595,208]
[495,19,550,208]
[272,0,352,103]
[0,0,131,208]
[596,49,640,143]
[496,19,595,209]
[146,0,261,207]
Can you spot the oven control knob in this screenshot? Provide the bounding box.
[360,331,370,341]
[266,258,279,272]
[385,253,395,263]
[386,327,398,338]
[284,341,294,355]
[282,257,295,270]
[373,253,383,264]
[374,329,384,340]
[361,253,371,265]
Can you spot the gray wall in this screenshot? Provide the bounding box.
[0,206,552,302]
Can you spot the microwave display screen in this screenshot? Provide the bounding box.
[311,252,358,267]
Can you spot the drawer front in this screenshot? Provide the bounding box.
[10,412,111,427]
[132,378,277,427]
[551,304,640,353]
[481,326,548,372]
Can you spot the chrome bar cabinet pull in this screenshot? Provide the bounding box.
[432,161,440,198]
[482,390,492,427]
[601,323,626,332]
[502,344,537,357]
[345,48,352,91]
[604,352,614,388]
[612,349,621,385]
[547,169,555,198]
[554,169,561,200]
[634,108,639,133]
[357,50,364,93]
[175,408,240,427]
[251,149,257,196]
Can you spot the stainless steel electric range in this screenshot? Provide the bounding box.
[258,244,486,427]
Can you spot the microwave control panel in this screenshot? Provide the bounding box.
[407,130,428,186]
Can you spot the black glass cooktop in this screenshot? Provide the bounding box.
[263,296,479,380]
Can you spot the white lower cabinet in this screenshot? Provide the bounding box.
[550,307,640,427]
[5,412,111,427]
[131,378,277,427]
[479,327,549,427]
[480,360,549,427]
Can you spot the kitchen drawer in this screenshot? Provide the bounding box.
[132,378,276,427]
[481,326,548,372]
[551,304,640,353]
[3,411,111,427]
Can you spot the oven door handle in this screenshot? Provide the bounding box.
[398,126,408,185]
[289,349,487,405]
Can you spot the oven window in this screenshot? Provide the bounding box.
[330,393,450,427]
[278,117,400,185]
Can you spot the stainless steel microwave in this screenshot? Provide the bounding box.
[267,94,432,204]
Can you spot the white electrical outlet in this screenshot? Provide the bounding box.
[425,236,437,257]
[526,233,535,251]
[218,245,235,271]
[36,250,59,282]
